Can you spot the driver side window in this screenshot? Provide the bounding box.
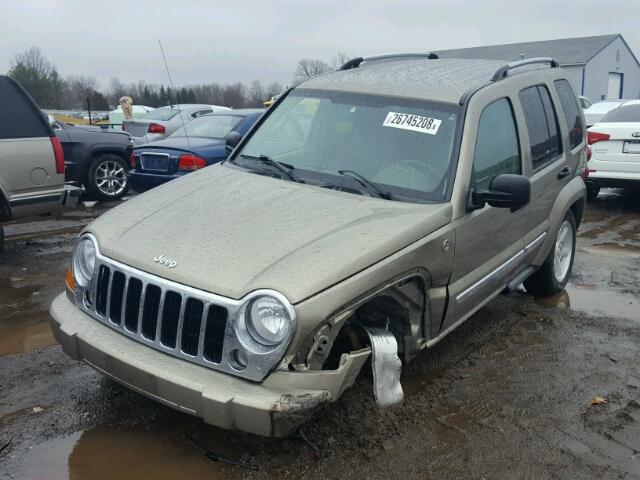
[473,98,521,190]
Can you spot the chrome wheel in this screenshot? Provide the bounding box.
[95,159,127,197]
[553,220,573,283]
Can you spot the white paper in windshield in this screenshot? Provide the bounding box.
[382,112,442,135]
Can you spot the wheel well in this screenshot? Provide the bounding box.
[569,198,585,228]
[85,150,130,181]
[311,276,427,370]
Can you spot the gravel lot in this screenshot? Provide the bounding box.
[1,190,639,479]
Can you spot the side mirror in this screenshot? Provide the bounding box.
[225,131,242,153]
[470,173,531,211]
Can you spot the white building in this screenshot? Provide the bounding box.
[437,34,640,102]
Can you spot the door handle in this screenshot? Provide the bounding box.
[557,166,571,180]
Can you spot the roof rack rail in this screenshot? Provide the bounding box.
[491,57,560,82]
[339,52,439,71]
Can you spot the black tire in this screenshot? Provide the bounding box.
[585,183,600,202]
[524,210,577,297]
[86,154,130,201]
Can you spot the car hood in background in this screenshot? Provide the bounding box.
[87,165,452,303]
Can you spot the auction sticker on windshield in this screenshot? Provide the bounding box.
[383,112,442,135]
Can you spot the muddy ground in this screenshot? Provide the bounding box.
[0,190,639,479]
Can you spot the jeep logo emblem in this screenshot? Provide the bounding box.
[154,255,177,268]
[632,132,640,138]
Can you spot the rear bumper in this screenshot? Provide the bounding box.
[129,171,183,192]
[49,293,369,437]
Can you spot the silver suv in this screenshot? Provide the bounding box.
[0,75,80,250]
[50,55,586,436]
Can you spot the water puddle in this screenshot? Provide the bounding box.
[14,421,250,479]
[0,278,58,356]
[537,283,639,321]
[0,312,55,356]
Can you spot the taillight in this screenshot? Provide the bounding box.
[586,145,592,162]
[178,154,206,171]
[148,123,166,134]
[51,136,65,174]
[587,131,610,145]
[130,151,136,169]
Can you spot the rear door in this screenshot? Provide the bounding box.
[516,83,573,256]
[0,76,64,208]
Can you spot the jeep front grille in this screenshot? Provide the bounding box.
[87,263,228,368]
[73,247,295,382]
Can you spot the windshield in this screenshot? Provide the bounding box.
[170,114,241,139]
[138,106,182,121]
[233,89,460,202]
[600,104,640,123]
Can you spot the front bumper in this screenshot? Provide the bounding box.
[49,293,369,437]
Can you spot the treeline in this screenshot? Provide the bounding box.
[7,47,284,110]
[7,47,351,111]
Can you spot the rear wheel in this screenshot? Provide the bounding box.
[86,154,129,201]
[524,210,576,297]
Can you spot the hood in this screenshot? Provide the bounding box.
[87,165,452,304]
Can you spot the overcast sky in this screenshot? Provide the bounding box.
[1,0,638,89]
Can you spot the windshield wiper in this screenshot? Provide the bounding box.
[239,154,304,183]
[338,170,392,200]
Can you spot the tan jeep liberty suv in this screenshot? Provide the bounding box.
[50,54,587,436]
[0,75,80,251]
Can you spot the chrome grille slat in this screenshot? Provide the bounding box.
[196,304,208,358]
[136,281,146,335]
[120,276,130,330]
[104,268,114,320]
[174,294,187,352]
[155,289,167,343]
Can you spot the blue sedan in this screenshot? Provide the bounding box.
[129,109,263,192]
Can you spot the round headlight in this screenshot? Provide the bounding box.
[245,295,291,346]
[73,236,97,287]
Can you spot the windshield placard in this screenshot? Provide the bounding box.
[383,112,442,135]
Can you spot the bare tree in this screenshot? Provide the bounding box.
[248,80,266,107]
[107,76,128,106]
[265,82,284,99]
[8,47,65,108]
[330,52,350,70]
[221,83,246,108]
[66,75,99,107]
[293,59,331,83]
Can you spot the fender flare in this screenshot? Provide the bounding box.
[532,177,586,265]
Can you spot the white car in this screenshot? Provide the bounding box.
[586,101,640,200]
[583,100,627,127]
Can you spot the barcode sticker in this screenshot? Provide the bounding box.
[382,112,442,135]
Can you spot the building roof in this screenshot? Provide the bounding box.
[436,34,626,66]
[299,58,506,104]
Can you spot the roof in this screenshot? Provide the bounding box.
[436,34,628,66]
[299,58,507,104]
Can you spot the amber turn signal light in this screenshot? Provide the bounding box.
[66,266,76,291]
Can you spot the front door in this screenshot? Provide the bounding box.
[444,97,528,331]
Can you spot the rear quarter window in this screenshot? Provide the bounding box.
[554,79,584,149]
[0,76,51,140]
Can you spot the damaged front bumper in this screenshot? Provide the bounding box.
[49,293,370,437]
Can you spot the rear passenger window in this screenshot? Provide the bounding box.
[472,98,520,190]
[554,79,584,149]
[519,85,563,170]
[0,76,50,140]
